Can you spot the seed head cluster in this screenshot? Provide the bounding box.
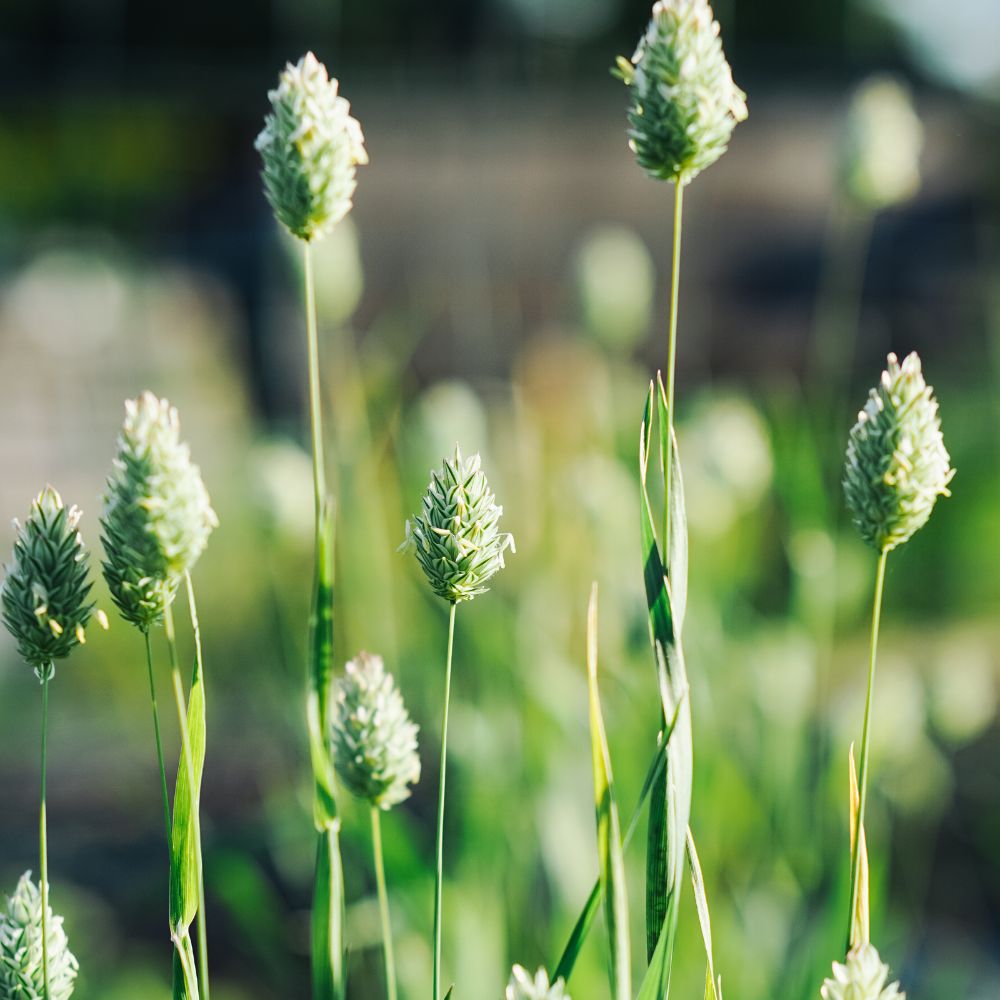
[331,651,420,810]
[403,447,514,604]
[505,966,571,1000]
[2,487,94,680]
[844,353,954,553]
[617,0,747,184]
[0,872,78,1000]
[101,392,217,631]
[821,944,904,1000]
[256,52,368,242]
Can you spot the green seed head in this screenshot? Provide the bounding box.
[0,872,79,1000]
[101,392,218,631]
[617,0,747,184]
[821,944,905,1000]
[403,446,514,604]
[255,52,369,243]
[331,651,421,810]
[2,487,94,680]
[506,966,570,1000]
[844,353,954,553]
[840,76,923,211]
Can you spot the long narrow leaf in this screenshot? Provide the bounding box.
[586,585,631,1000]
[687,828,721,1000]
[639,382,693,972]
[309,498,345,1000]
[552,696,685,984]
[169,651,206,937]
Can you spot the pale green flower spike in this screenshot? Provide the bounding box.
[821,944,905,1000]
[843,352,954,553]
[403,446,515,604]
[332,651,421,810]
[0,872,79,1000]
[506,965,571,1000]
[841,77,923,211]
[101,392,218,631]
[256,51,369,242]
[2,487,94,680]
[617,0,747,184]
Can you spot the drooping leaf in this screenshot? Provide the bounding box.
[639,381,693,972]
[586,584,631,1000]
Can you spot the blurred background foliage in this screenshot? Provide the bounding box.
[1,0,1000,998]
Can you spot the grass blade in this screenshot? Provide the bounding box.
[849,744,870,949]
[687,828,721,1000]
[640,382,693,973]
[312,828,346,1000]
[586,584,631,1000]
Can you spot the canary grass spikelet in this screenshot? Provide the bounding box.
[256,52,369,242]
[2,487,94,680]
[101,392,218,631]
[821,944,905,1000]
[331,652,420,810]
[844,353,954,553]
[0,872,78,1000]
[403,447,514,604]
[505,966,571,1000]
[617,0,747,184]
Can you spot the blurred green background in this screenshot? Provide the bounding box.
[2,0,1000,997]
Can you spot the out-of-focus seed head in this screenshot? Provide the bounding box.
[820,943,905,1000]
[403,446,514,604]
[506,966,571,1000]
[331,651,420,810]
[101,392,218,631]
[255,52,369,242]
[2,487,94,680]
[0,872,79,1000]
[841,76,923,211]
[617,0,747,184]
[844,353,954,553]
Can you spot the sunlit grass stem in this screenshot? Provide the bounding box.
[663,180,684,552]
[433,602,457,1000]
[304,242,326,521]
[846,548,888,951]
[39,671,51,1000]
[371,807,398,1000]
[144,630,173,846]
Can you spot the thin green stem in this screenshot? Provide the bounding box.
[432,603,457,1000]
[663,180,685,555]
[304,240,327,521]
[371,807,397,1000]
[144,630,172,847]
[847,548,889,951]
[39,670,51,1000]
[186,574,211,1000]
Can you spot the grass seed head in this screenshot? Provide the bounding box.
[617,0,747,184]
[820,943,905,1000]
[0,872,79,1000]
[101,392,217,631]
[331,651,420,810]
[255,52,368,243]
[403,446,514,604]
[505,966,571,1000]
[843,352,954,553]
[2,487,94,680]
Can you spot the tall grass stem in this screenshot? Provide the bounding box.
[663,181,684,551]
[847,548,888,950]
[304,241,326,521]
[371,807,397,1000]
[144,630,173,846]
[433,602,457,1000]
[39,670,51,1000]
